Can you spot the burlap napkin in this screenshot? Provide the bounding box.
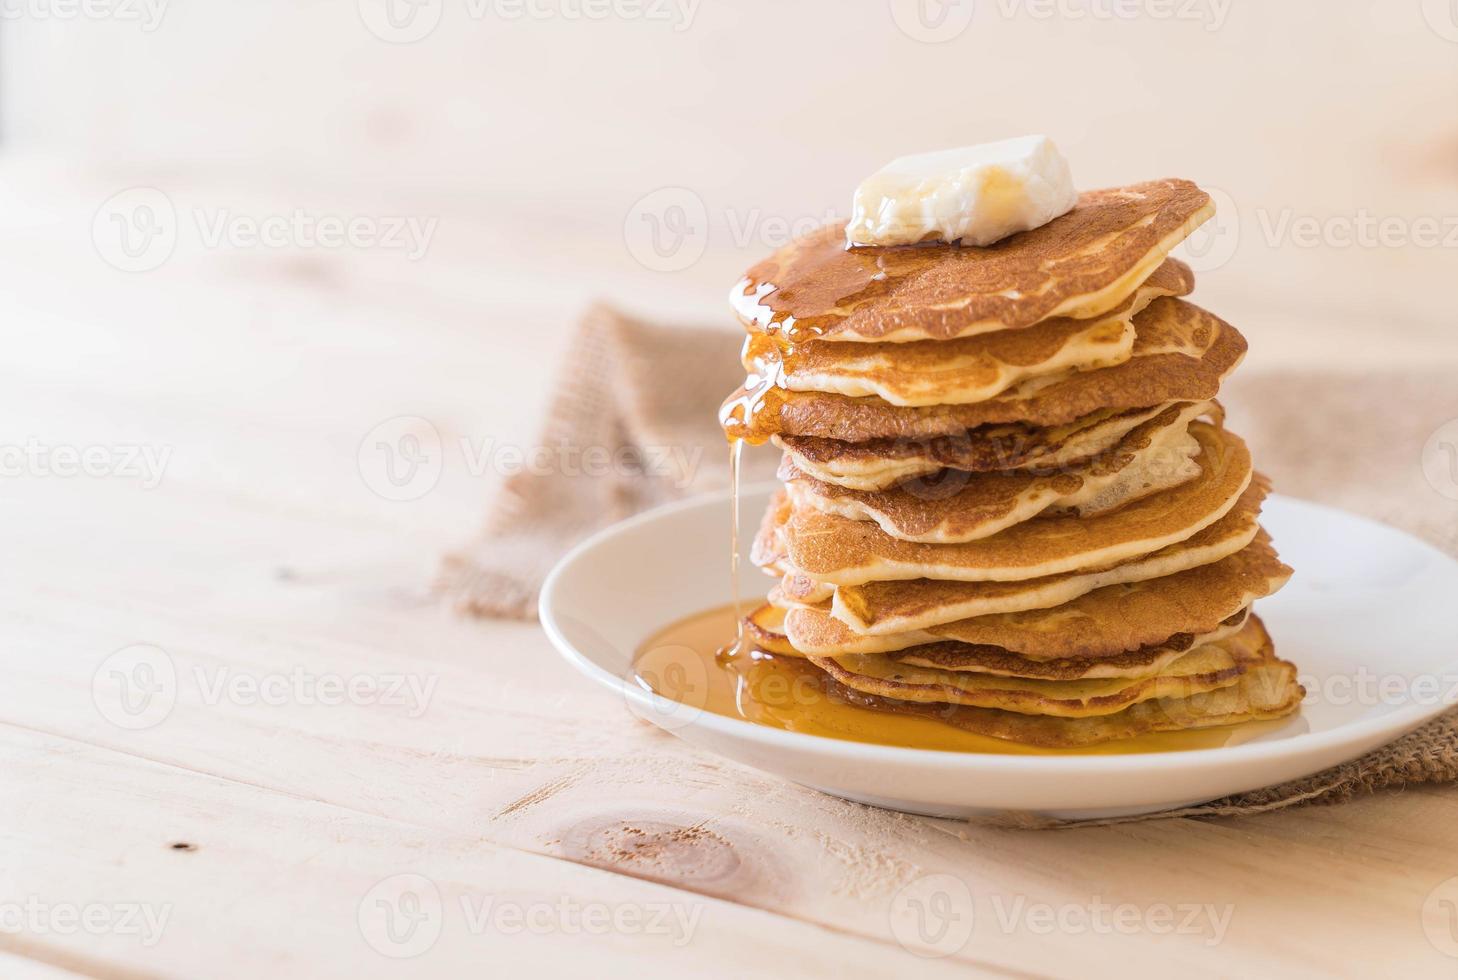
[437,304,778,619]
[439,303,1458,823]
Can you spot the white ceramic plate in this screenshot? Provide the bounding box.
[540,485,1458,820]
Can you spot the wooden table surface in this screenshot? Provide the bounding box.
[4,164,1458,979]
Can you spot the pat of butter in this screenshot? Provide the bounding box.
[846,136,1078,248]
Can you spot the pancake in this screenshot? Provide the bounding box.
[779,401,1212,492]
[810,620,1264,717]
[832,479,1268,633]
[888,610,1250,679]
[729,179,1213,344]
[771,572,836,607]
[743,604,799,656]
[725,297,1245,443]
[783,423,1250,586]
[819,619,1300,748]
[784,401,1206,544]
[745,259,1195,408]
[783,529,1290,655]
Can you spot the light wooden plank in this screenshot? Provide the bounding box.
[1,727,996,979]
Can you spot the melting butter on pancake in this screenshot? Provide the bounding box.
[785,401,1207,544]
[745,259,1195,408]
[726,297,1244,443]
[779,401,1216,492]
[821,618,1300,747]
[784,529,1290,656]
[810,622,1263,717]
[832,479,1268,633]
[784,423,1250,586]
[729,179,1213,344]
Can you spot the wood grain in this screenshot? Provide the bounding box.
[1,165,1456,977]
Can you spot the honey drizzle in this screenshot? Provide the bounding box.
[635,603,1287,756]
[728,437,744,647]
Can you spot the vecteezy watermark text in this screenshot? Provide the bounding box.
[0,439,170,489]
[92,643,440,731]
[357,0,701,43]
[357,416,706,502]
[890,0,1231,43]
[0,898,172,947]
[0,0,167,30]
[358,874,702,957]
[93,188,439,272]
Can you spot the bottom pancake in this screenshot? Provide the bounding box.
[819,619,1300,747]
[810,617,1268,718]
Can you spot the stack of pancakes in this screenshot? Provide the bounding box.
[720,179,1303,748]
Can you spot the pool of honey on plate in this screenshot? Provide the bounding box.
[632,603,1283,756]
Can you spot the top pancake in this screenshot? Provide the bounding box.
[744,259,1194,408]
[729,179,1213,344]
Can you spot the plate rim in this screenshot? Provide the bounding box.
[540,484,1458,774]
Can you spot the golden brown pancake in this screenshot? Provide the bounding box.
[724,298,1245,443]
[729,179,1213,344]
[809,620,1265,717]
[748,485,793,573]
[782,423,1250,586]
[745,259,1195,408]
[779,401,1216,491]
[783,401,1206,543]
[887,610,1250,679]
[771,572,836,606]
[832,479,1269,633]
[783,530,1290,656]
[818,619,1301,748]
[742,604,799,656]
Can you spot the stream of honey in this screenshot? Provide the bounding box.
[632,603,1285,755]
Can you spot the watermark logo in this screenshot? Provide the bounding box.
[1423,875,1458,958]
[358,416,444,502]
[1423,419,1458,502]
[358,0,444,42]
[890,0,976,42]
[359,874,444,958]
[1422,0,1458,42]
[1174,185,1239,272]
[889,873,975,957]
[93,188,178,273]
[625,643,710,732]
[93,644,178,730]
[624,187,709,272]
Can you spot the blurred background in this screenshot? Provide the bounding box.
[1,0,1455,559]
